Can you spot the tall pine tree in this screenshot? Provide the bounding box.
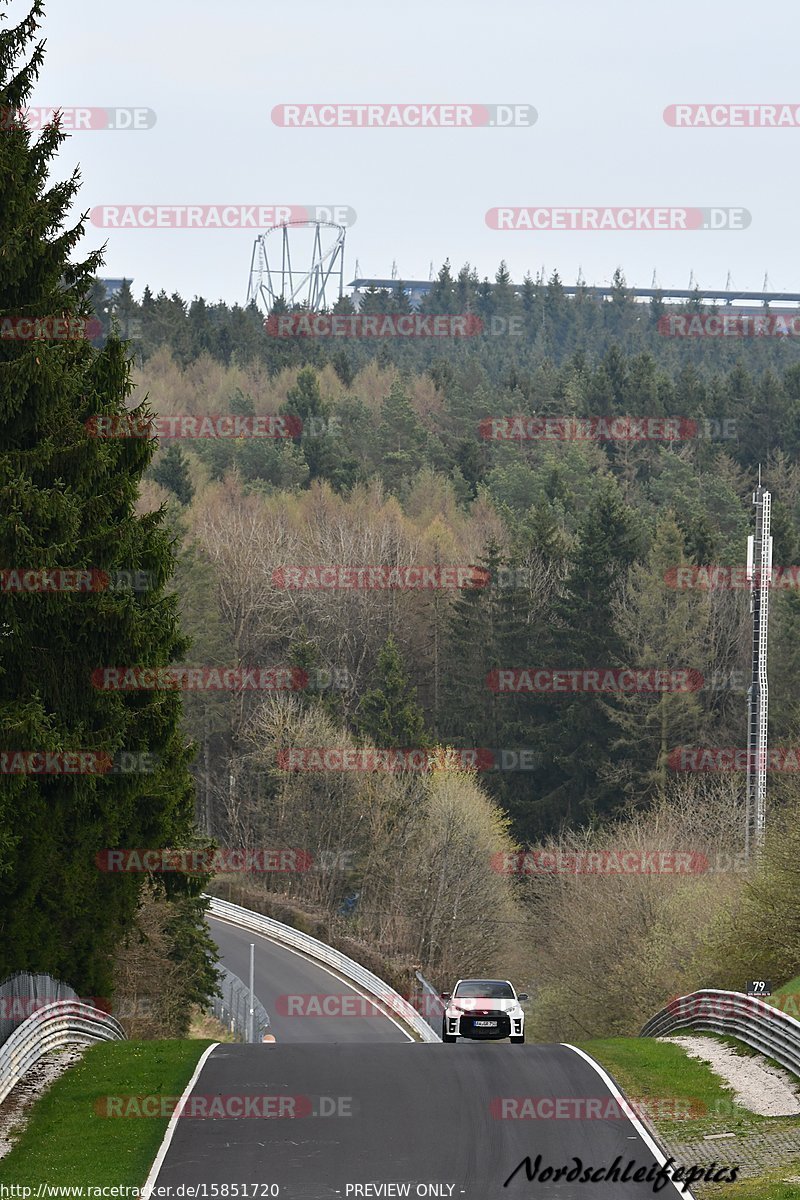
[0,1,202,993]
[534,476,644,829]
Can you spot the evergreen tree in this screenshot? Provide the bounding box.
[359,285,388,314]
[494,260,514,318]
[610,515,710,800]
[422,261,456,315]
[356,635,430,748]
[151,444,195,505]
[377,377,427,493]
[331,349,355,388]
[111,278,138,342]
[440,542,516,750]
[534,476,644,828]
[280,367,358,491]
[0,2,203,993]
[439,540,552,835]
[520,271,539,330]
[389,282,412,315]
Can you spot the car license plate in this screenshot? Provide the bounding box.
[474,1019,497,1027]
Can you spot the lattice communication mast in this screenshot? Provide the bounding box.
[745,478,772,859]
[246,220,346,313]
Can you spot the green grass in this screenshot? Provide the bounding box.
[0,1040,212,1186]
[577,1037,758,1140]
[764,977,800,1022]
[770,976,800,997]
[580,1037,800,1197]
[705,1163,800,1198]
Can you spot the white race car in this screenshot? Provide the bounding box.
[441,978,527,1043]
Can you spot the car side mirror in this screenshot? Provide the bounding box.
[517,993,528,1001]
[441,992,451,1000]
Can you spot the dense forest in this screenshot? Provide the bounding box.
[5,0,800,1054]
[106,272,800,842]
[90,269,800,1033]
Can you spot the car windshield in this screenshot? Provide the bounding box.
[454,981,514,999]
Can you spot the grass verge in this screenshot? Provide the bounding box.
[580,1036,800,1197]
[0,1040,212,1185]
[771,976,800,998]
[698,1165,800,1199]
[577,1036,762,1140]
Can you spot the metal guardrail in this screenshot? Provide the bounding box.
[0,1000,126,1106]
[205,895,441,1042]
[415,969,445,1032]
[641,989,800,1078]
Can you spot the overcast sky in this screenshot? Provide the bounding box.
[11,0,800,306]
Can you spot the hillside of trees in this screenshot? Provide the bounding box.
[5,0,800,1038]
[95,264,800,390]
[129,339,800,840]
[112,288,800,1027]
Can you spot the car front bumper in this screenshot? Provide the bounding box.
[443,1010,524,1040]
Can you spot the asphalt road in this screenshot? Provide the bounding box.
[151,1041,696,1198]
[150,917,698,1197]
[208,914,411,1043]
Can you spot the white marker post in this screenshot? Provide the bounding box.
[248,943,255,1043]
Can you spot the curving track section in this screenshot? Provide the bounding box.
[144,914,695,1197]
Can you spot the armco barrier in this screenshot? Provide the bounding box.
[641,989,800,1078]
[211,961,271,1043]
[205,895,441,1042]
[416,969,446,1023]
[0,1000,125,1105]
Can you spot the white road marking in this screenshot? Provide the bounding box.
[142,1041,219,1195]
[563,1043,696,1199]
